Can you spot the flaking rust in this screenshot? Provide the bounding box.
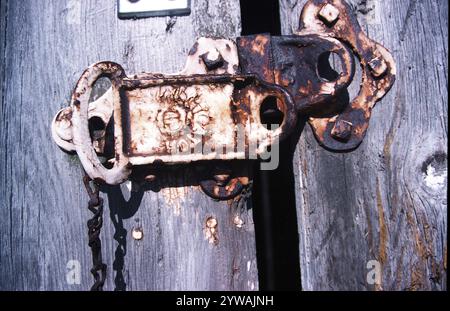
[52,0,395,200]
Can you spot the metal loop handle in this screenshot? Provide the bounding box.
[71,62,131,185]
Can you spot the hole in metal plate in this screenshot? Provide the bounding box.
[259,96,285,127]
[118,0,191,19]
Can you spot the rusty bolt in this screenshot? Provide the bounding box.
[319,4,340,25]
[132,227,144,240]
[201,49,224,70]
[331,119,353,141]
[368,57,388,78]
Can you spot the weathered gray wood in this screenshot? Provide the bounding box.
[0,0,259,291]
[280,0,447,290]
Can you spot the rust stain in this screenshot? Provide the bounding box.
[422,219,434,259]
[376,177,387,266]
[162,186,189,216]
[444,246,447,271]
[408,264,423,291]
[413,219,427,259]
[251,35,269,56]
[404,193,428,290]
[382,132,393,168]
[362,196,374,256]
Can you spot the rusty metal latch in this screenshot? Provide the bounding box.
[52,0,396,200]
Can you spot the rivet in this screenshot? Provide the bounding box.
[368,57,388,77]
[331,119,353,141]
[201,49,224,70]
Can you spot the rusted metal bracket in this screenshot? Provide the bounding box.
[297,0,396,151]
[52,0,396,200]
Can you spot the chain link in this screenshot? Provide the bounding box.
[231,181,253,224]
[82,173,107,291]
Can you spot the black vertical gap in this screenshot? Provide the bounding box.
[240,0,302,290]
[240,0,281,36]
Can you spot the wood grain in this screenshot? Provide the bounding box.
[280,0,448,290]
[0,0,259,291]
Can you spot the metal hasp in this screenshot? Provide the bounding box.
[52,0,396,200]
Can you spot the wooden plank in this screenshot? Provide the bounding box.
[280,0,447,290]
[0,0,259,290]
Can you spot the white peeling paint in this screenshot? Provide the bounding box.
[424,164,447,190]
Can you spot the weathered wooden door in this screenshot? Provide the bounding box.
[280,0,448,291]
[0,0,258,291]
[0,0,447,291]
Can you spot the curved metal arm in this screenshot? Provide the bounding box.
[70,61,131,185]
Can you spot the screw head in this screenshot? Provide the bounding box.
[319,4,340,25]
[368,57,388,78]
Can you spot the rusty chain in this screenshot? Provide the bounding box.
[231,181,253,227]
[233,181,253,214]
[82,173,107,291]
